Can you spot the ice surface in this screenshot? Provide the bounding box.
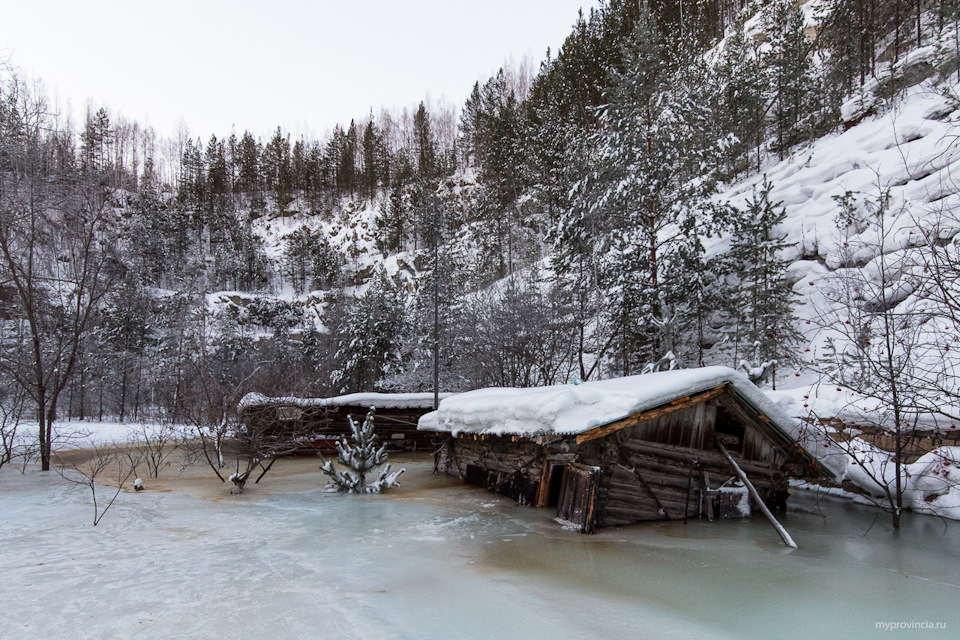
[2,456,959,640]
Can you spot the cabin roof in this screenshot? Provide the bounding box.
[419,366,801,442]
[239,391,453,412]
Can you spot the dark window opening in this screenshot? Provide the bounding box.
[714,407,745,454]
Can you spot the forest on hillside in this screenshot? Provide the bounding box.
[3,0,960,469]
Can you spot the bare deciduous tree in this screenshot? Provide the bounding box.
[0,69,122,471]
[811,181,956,528]
[0,382,26,471]
[55,443,142,526]
[126,420,184,479]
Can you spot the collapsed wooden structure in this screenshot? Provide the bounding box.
[238,392,448,453]
[419,368,833,533]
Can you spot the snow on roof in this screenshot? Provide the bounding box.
[418,366,804,442]
[239,391,451,411]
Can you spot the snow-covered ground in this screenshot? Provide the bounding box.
[722,68,960,415]
[8,419,196,452]
[1,454,958,639]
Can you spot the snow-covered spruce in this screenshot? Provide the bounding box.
[320,410,404,494]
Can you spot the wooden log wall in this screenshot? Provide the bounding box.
[239,403,439,452]
[577,428,787,528]
[447,437,545,505]
[322,406,438,450]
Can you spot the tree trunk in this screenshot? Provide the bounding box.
[119,363,128,422]
[79,365,86,421]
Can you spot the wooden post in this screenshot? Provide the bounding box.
[702,469,714,522]
[716,441,798,549]
[683,459,698,524]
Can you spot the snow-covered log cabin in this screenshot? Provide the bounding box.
[239,392,451,452]
[418,367,833,533]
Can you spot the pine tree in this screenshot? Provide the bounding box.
[97,272,155,420]
[80,107,114,177]
[725,179,802,387]
[818,0,876,99]
[331,271,410,393]
[560,4,721,373]
[412,102,436,181]
[320,410,405,493]
[361,114,386,203]
[716,17,768,176]
[262,127,293,210]
[765,0,819,156]
[205,134,229,213]
[236,130,262,205]
[462,69,530,280]
[283,228,313,295]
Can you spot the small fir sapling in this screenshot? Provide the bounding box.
[320,409,405,493]
[739,340,776,385]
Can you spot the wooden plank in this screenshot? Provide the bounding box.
[576,385,728,445]
[556,465,570,519]
[536,457,551,508]
[556,462,600,533]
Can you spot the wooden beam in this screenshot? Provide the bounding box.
[620,441,782,480]
[631,466,672,520]
[576,385,727,445]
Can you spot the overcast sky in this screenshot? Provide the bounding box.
[1,0,598,140]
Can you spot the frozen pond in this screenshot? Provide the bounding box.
[1,454,957,639]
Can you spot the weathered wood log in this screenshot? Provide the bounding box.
[604,491,689,508]
[615,454,693,477]
[617,453,775,484]
[619,441,783,480]
[608,474,690,493]
[602,505,666,521]
[606,485,692,506]
[604,497,690,515]
[717,441,798,549]
[614,459,673,520]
